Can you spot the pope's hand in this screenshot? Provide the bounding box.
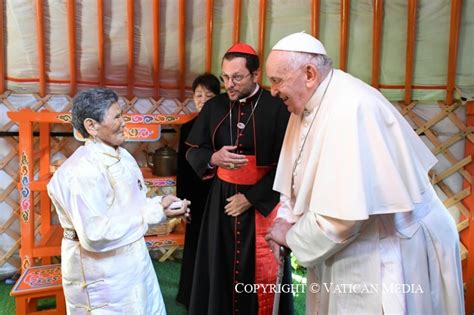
[265,218,293,249]
[267,239,282,264]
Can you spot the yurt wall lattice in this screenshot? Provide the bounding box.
[0,92,193,271]
[0,0,473,311]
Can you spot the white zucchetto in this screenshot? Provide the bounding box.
[272,32,327,55]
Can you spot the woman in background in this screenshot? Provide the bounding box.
[176,73,220,307]
[47,88,189,314]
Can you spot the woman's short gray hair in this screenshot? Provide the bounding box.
[288,51,333,77]
[72,88,119,137]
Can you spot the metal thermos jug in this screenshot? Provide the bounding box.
[145,145,177,176]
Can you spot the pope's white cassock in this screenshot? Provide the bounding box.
[274,69,465,314]
[47,141,167,314]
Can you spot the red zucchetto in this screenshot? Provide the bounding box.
[226,43,258,56]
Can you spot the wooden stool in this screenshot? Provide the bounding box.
[10,264,65,315]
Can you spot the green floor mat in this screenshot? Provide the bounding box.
[0,259,305,314]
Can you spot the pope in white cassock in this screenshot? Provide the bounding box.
[47,88,189,314]
[264,33,464,314]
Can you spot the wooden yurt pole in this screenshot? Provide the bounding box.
[67,0,77,96]
[0,0,5,94]
[446,0,462,106]
[311,0,320,38]
[127,0,135,99]
[463,100,474,314]
[178,0,186,101]
[152,0,161,99]
[339,0,350,71]
[35,0,46,97]
[371,0,383,88]
[257,0,266,84]
[97,0,105,87]
[233,0,241,43]
[404,0,417,105]
[205,0,214,73]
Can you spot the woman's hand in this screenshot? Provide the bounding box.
[161,195,191,219]
[161,194,179,208]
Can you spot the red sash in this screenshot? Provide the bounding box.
[218,156,279,314]
[217,155,271,185]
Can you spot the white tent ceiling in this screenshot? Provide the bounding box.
[3,0,473,100]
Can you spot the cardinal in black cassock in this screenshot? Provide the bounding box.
[186,43,294,315]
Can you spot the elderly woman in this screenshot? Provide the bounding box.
[47,88,188,314]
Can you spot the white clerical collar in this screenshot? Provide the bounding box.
[304,70,333,114]
[238,84,260,103]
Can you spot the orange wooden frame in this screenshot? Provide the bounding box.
[67,0,77,96]
[463,101,474,314]
[404,0,417,104]
[152,0,161,99]
[97,0,105,87]
[257,0,267,84]
[205,0,215,72]
[35,0,46,97]
[233,0,242,43]
[0,0,5,94]
[446,0,462,105]
[7,109,196,271]
[339,0,350,71]
[311,0,320,38]
[178,0,186,101]
[127,0,135,99]
[371,0,383,88]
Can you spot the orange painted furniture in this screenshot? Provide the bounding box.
[7,109,196,270]
[146,220,186,262]
[10,264,65,315]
